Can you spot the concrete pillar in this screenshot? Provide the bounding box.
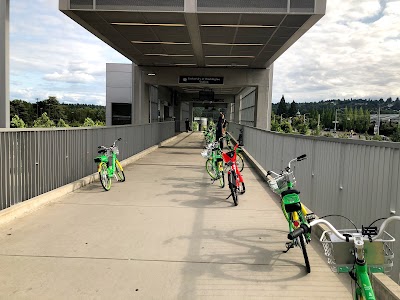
[255,66,273,130]
[0,0,10,128]
[132,65,140,124]
[234,94,240,123]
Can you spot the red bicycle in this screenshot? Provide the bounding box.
[222,143,245,206]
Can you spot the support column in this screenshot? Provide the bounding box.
[132,64,142,125]
[234,94,240,124]
[255,65,273,130]
[0,0,10,128]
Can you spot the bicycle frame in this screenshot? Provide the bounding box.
[95,139,123,178]
[222,144,244,185]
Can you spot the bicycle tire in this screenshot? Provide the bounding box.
[229,171,238,206]
[206,158,218,179]
[299,234,311,273]
[115,159,125,182]
[239,181,246,194]
[219,171,225,188]
[236,153,244,172]
[99,163,111,191]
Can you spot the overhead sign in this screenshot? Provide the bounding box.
[179,76,224,85]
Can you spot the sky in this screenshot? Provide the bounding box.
[8,0,400,105]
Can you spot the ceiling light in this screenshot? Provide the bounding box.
[112,22,186,27]
[132,41,190,45]
[206,64,249,67]
[175,64,197,66]
[145,54,194,57]
[203,42,263,46]
[201,24,276,28]
[147,73,156,76]
[205,55,254,58]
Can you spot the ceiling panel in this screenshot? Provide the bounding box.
[281,15,311,27]
[203,45,231,56]
[197,13,241,25]
[234,35,270,44]
[239,14,285,26]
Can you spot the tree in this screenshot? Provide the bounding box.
[57,119,69,127]
[33,112,55,128]
[296,123,309,135]
[11,115,26,128]
[288,100,298,117]
[83,117,96,127]
[280,120,292,133]
[277,95,287,116]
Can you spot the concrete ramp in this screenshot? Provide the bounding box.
[0,132,351,299]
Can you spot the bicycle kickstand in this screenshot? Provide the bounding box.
[226,193,232,200]
[283,241,294,253]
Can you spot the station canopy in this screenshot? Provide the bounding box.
[62,0,325,69]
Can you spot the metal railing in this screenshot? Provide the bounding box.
[0,122,175,211]
[229,122,400,283]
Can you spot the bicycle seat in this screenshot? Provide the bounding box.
[281,189,300,197]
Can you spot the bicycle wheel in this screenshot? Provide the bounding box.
[115,159,125,182]
[239,181,246,194]
[99,163,111,191]
[236,153,244,172]
[206,158,218,179]
[298,234,310,273]
[219,170,225,188]
[229,171,238,206]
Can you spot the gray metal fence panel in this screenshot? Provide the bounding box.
[231,122,400,282]
[0,122,175,212]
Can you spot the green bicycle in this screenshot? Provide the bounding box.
[225,133,244,172]
[267,154,315,273]
[202,140,225,188]
[94,138,125,191]
[289,215,400,299]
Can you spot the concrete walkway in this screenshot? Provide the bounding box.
[0,132,351,299]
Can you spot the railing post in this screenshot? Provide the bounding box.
[0,0,10,128]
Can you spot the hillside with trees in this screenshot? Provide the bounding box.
[10,97,106,128]
[272,96,400,141]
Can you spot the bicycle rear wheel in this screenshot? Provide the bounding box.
[219,171,225,188]
[229,171,238,206]
[115,159,125,182]
[99,163,111,191]
[298,234,310,273]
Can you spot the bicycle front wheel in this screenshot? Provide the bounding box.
[206,158,218,179]
[99,163,111,191]
[229,172,238,206]
[298,234,310,273]
[115,159,125,182]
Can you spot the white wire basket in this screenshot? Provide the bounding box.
[267,172,296,194]
[201,149,211,158]
[113,146,119,155]
[320,229,395,273]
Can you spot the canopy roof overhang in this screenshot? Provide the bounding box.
[60,0,326,69]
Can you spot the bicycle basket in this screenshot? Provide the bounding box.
[112,146,119,155]
[201,149,211,158]
[320,229,395,273]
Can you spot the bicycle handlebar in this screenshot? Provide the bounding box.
[307,216,400,241]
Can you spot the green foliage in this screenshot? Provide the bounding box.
[324,133,334,138]
[57,119,69,128]
[288,100,298,117]
[10,97,106,127]
[83,117,96,127]
[280,121,292,133]
[338,132,350,139]
[11,115,26,128]
[372,134,383,141]
[391,127,400,142]
[33,112,55,128]
[95,121,105,127]
[277,95,287,116]
[192,122,199,131]
[271,120,282,132]
[296,123,309,135]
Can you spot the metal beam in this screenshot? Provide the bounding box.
[184,13,205,67]
[0,0,10,128]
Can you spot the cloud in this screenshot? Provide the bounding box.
[43,71,96,83]
[272,0,400,103]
